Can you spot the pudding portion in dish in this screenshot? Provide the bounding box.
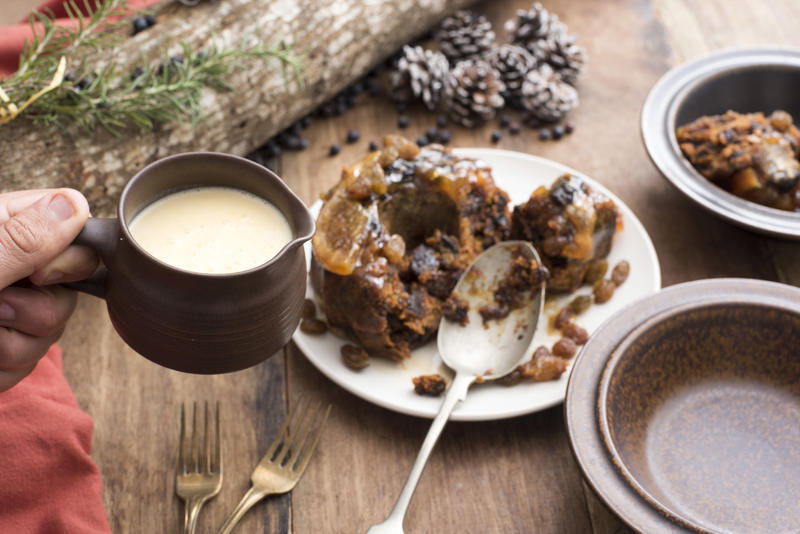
[312,136,511,361]
[676,110,800,211]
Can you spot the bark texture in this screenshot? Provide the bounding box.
[0,0,473,214]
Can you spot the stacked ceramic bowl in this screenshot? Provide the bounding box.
[566,48,800,534]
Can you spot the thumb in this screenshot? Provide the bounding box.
[0,189,90,288]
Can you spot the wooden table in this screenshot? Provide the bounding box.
[44,0,800,532]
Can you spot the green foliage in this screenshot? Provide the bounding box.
[0,0,302,134]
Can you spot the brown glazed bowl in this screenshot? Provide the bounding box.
[67,152,315,374]
[597,300,800,533]
[641,47,800,238]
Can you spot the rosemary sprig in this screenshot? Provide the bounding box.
[0,0,302,134]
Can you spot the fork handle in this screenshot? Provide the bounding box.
[184,496,205,534]
[217,486,266,534]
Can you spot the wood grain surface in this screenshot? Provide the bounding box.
[9,0,799,532]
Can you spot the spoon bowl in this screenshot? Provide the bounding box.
[366,241,546,534]
[438,241,545,379]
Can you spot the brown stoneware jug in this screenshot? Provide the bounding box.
[68,152,314,374]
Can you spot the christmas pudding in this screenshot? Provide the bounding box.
[510,174,618,292]
[311,135,511,360]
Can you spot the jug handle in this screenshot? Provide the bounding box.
[62,218,119,299]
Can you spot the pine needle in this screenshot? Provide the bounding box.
[0,0,302,134]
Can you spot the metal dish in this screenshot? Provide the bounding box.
[641,48,800,239]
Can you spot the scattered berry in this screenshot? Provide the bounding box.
[329,144,341,156]
[130,66,144,80]
[266,142,281,158]
[499,114,511,128]
[132,17,149,34]
[298,139,309,150]
[170,55,184,65]
[300,116,312,128]
[397,115,410,129]
[552,125,565,140]
[564,122,575,134]
[438,130,451,145]
[491,130,502,143]
[368,140,379,151]
[290,122,302,136]
[75,78,91,91]
[425,127,438,142]
[539,128,551,141]
[144,14,156,26]
[509,122,521,135]
[364,79,380,96]
[436,115,448,128]
[346,130,360,143]
[348,82,364,96]
[416,136,428,147]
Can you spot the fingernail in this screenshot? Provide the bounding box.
[48,194,76,221]
[43,270,64,285]
[0,302,15,322]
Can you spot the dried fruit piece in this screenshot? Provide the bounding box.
[583,258,608,285]
[552,337,577,359]
[300,318,328,335]
[611,260,630,286]
[519,346,568,382]
[302,299,316,320]
[593,278,615,304]
[413,374,447,396]
[341,344,370,370]
[568,294,592,315]
[562,322,588,345]
[554,306,573,329]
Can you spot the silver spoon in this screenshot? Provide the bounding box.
[366,240,546,534]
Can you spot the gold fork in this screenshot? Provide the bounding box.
[176,402,223,534]
[217,397,331,534]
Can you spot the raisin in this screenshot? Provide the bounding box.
[300,318,327,335]
[341,344,370,370]
[583,259,608,285]
[563,322,589,345]
[593,279,616,304]
[302,299,316,320]
[611,260,630,286]
[552,337,577,359]
[568,295,593,315]
[554,307,574,329]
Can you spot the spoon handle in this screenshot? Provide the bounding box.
[368,372,475,533]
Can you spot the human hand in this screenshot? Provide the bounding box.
[0,189,97,391]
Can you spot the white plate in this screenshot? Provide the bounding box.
[292,148,661,421]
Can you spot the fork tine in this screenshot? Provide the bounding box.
[191,401,198,473]
[292,404,331,474]
[204,401,211,473]
[273,397,313,466]
[214,401,222,474]
[263,395,304,461]
[178,403,186,474]
[283,401,323,468]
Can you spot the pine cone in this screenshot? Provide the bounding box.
[436,10,496,62]
[446,59,505,128]
[520,63,578,123]
[505,3,564,49]
[390,45,450,110]
[531,33,586,85]
[486,44,537,108]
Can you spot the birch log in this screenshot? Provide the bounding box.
[0,0,473,214]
